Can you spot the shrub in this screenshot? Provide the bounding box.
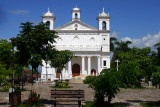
[53,81,71,88]
[2,82,11,92]
[152,71,160,89]
[83,76,96,84]
[140,100,160,107]
[119,61,140,87]
[91,68,123,105]
[26,90,40,105]
[2,82,17,92]
[83,76,96,87]
[83,69,123,105]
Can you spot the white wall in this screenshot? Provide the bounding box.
[43,17,54,30]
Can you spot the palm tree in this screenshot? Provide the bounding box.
[110,37,117,51]
[154,42,160,65]
[115,40,132,52]
[112,40,132,62]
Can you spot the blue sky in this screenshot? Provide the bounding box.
[0,0,160,48]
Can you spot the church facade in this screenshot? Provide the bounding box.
[41,7,110,81]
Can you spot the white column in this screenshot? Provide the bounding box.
[82,56,85,75]
[98,56,101,75]
[68,61,72,78]
[88,56,91,75]
[52,68,56,81]
[107,56,111,69]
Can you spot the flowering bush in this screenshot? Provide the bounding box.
[27,90,40,104]
[53,81,71,88]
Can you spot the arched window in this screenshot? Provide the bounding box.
[75,13,78,19]
[46,21,50,29]
[102,21,106,30]
[91,69,96,76]
[73,35,79,45]
[90,37,95,46]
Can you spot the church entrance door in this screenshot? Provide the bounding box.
[72,64,80,77]
[91,69,96,76]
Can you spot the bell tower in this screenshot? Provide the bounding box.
[97,8,110,52]
[42,8,56,30]
[71,5,81,21]
[97,8,110,31]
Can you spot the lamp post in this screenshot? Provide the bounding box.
[115,59,120,71]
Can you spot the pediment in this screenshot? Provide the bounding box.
[55,20,97,31]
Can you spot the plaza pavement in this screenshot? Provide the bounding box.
[0,82,160,107]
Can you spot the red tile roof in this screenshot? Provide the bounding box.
[24,69,32,73]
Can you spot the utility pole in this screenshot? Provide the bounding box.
[115,59,120,71]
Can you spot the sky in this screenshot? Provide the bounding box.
[0,0,160,49]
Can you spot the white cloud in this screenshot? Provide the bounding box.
[121,32,160,49]
[110,32,120,40]
[9,10,30,15]
[121,37,132,42]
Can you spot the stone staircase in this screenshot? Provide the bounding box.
[69,75,88,84]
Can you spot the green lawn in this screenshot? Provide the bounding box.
[16,103,43,107]
[51,86,72,88]
[83,102,126,107]
[140,101,160,107]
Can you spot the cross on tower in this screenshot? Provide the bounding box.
[115,59,120,71]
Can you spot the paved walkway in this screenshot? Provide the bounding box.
[0,82,160,107]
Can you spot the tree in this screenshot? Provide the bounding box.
[118,47,153,87]
[154,43,160,66]
[115,40,132,53]
[91,68,123,105]
[152,66,160,89]
[11,22,58,84]
[0,39,13,69]
[111,40,132,67]
[119,61,139,87]
[0,39,16,85]
[0,65,12,84]
[152,43,160,88]
[49,50,73,80]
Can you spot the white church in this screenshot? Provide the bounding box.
[41,6,111,81]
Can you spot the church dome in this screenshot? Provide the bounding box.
[72,7,80,11]
[43,8,54,16]
[72,5,80,12]
[98,8,109,17]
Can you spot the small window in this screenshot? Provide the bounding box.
[103,61,106,66]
